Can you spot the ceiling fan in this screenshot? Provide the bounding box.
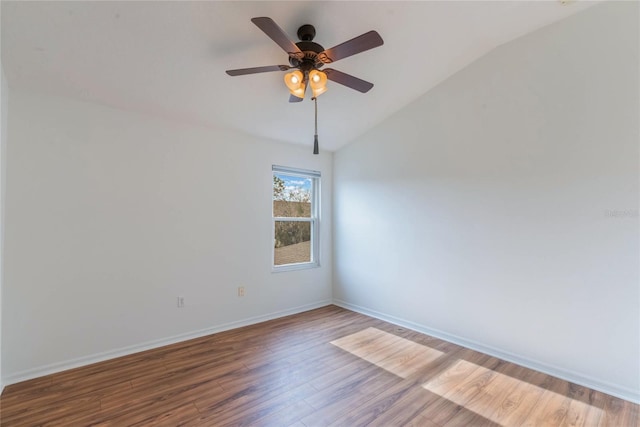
[225,17,384,102]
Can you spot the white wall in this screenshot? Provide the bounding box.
[3,90,332,382]
[334,1,639,402]
[0,63,8,393]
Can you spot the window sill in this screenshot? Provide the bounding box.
[272,262,320,273]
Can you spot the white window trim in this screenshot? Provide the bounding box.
[272,165,321,272]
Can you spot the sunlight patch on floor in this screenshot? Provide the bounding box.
[331,328,605,426]
[330,327,444,379]
[422,359,604,426]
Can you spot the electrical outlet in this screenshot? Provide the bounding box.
[177,296,184,308]
[238,286,245,297]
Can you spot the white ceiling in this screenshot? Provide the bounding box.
[1,1,596,151]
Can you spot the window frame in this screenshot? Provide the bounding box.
[272,165,321,272]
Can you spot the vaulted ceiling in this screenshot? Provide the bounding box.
[1,1,596,151]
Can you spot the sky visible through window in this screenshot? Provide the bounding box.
[274,173,311,201]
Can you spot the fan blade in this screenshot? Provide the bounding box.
[226,65,291,76]
[324,68,374,93]
[318,31,383,64]
[251,17,303,58]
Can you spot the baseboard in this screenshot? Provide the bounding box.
[333,299,640,405]
[4,300,332,388]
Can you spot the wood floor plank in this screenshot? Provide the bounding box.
[522,388,571,427]
[364,383,437,426]
[195,383,317,426]
[1,394,101,427]
[243,398,316,427]
[403,413,442,427]
[302,363,402,426]
[484,369,548,426]
[421,357,486,400]
[598,393,639,427]
[1,305,637,426]
[446,360,582,427]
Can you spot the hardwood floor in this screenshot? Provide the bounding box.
[0,305,637,426]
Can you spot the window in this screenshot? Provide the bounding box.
[272,165,320,271]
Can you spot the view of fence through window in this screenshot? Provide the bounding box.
[273,173,313,266]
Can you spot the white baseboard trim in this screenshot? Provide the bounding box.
[333,299,640,405]
[4,300,332,388]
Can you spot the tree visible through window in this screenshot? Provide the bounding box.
[272,166,320,269]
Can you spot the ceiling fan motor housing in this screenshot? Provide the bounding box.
[289,25,325,70]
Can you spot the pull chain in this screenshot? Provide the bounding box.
[313,97,319,155]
